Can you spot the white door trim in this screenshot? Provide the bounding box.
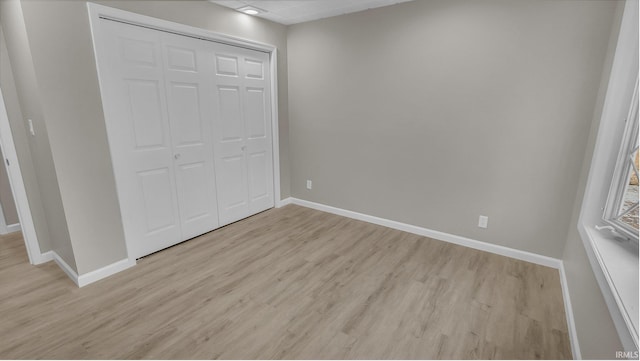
[0,86,43,264]
[0,187,9,235]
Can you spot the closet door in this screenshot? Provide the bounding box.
[100,20,182,258]
[161,32,220,240]
[212,44,274,226]
[95,18,276,258]
[98,20,221,258]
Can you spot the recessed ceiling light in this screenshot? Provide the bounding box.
[237,6,264,16]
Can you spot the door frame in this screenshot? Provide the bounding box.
[0,86,43,264]
[87,3,283,257]
[0,142,22,235]
[0,193,8,235]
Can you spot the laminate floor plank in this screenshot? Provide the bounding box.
[0,205,571,359]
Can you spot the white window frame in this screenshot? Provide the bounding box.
[602,82,639,242]
[578,0,639,352]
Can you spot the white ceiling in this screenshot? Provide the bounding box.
[209,0,415,25]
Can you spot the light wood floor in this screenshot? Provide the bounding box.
[0,205,571,359]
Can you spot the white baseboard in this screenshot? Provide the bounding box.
[77,257,136,287]
[289,198,562,269]
[6,223,20,233]
[559,263,582,359]
[0,222,20,235]
[35,250,54,265]
[50,251,135,287]
[52,251,79,286]
[276,197,293,208]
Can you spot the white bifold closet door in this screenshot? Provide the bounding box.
[97,19,274,259]
[212,44,274,226]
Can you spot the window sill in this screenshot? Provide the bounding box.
[579,223,639,350]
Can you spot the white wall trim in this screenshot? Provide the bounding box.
[5,222,20,234]
[559,263,582,360]
[52,251,79,286]
[276,197,292,208]
[51,250,135,287]
[38,250,54,264]
[87,3,277,53]
[270,49,281,209]
[0,191,9,235]
[77,258,136,287]
[290,198,562,269]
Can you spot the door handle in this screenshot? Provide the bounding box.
[241,146,246,151]
[174,154,181,160]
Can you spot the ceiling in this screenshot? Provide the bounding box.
[209,0,415,25]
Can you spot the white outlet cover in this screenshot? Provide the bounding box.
[306,180,312,190]
[28,119,35,136]
[478,215,489,229]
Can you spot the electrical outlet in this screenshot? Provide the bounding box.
[28,119,35,136]
[478,215,489,229]
[306,180,312,190]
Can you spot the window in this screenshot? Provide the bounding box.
[577,0,638,352]
[603,79,639,242]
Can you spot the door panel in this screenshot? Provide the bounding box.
[245,88,266,139]
[120,37,157,67]
[137,167,177,233]
[212,44,273,225]
[126,80,166,149]
[176,162,210,221]
[213,50,247,225]
[218,87,244,141]
[162,32,220,240]
[241,54,273,214]
[244,58,264,79]
[215,54,239,77]
[218,155,249,218]
[214,84,249,224]
[166,45,197,72]
[167,83,203,145]
[101,20,182,258]
[248,151,268,200]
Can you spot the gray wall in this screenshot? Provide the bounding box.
[0,1,75,269]
[11,0,289,274]
[562,2,629,358]
[287,0,619,258]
